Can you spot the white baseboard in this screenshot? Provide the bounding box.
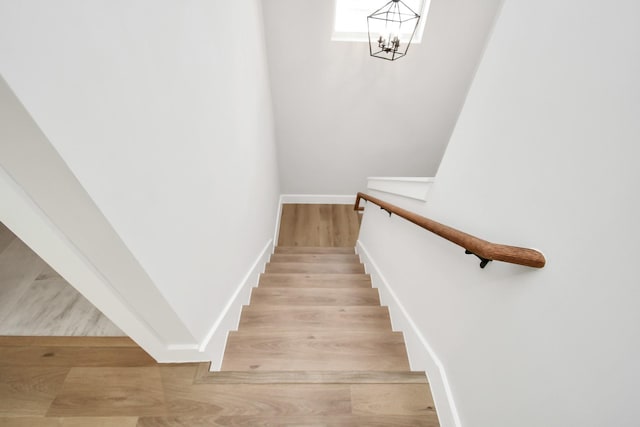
[199,238,273,370]
[356,240,462,427]
[280,194,356,204]
[273,196,284,246]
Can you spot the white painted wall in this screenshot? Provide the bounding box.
[357,0,640,426]
[0,77,201,361]
[0,0,280,355]
[367,176,434,201]
[261,0,502,194]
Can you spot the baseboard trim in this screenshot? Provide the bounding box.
[199,238,274,369]
[273,195,284,246]
[279,194,356,204]
[356,240,462,427]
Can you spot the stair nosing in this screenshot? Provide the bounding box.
[195,368,428,384]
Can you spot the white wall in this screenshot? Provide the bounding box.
[261,0,502,194]
[358,0,640,426]
[1,77,198,359]
[0,0,280,355]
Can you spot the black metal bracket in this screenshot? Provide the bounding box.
[380,206,392,217]
[465,250,492,269]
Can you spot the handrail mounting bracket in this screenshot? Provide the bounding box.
[465,250,492,269]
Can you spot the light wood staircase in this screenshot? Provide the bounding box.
[197,246,440,425]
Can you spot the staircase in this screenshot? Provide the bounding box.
[199,246,440,425]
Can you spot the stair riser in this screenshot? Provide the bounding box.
[270,254,361,264]
[265,263,365,274]
[195,370,428,384]
[250,288,380,306]
[274,247,355,255]
[259,274,371,288]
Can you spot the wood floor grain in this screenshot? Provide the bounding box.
[258,273,372,288]
[195,370,428,385]
[160,365,352,416]
[0,215,439,425]
[237,306,392,331]
[0,334,435,424]
[269,254,361,264]
[250,287,380,306]
[47,367,166,417]
[274,246,355,254]
[0,417,139,426]
[0,239,47,323]
[222,331,410,371]
[216,244,438,425]
[0,367,69,416]
[0,337,137,347]
[351,384,437,416]
[137,415,437,426]
[0,222,15,255]
[277,204,360,247]
[265,262,365,274]
[0,222,124,337]
[0,345,156,367]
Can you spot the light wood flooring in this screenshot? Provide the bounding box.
[0,222,124,336]
[0,336,436,426]
[211,245,439,425]
[0,205,438,425]
[0,246,439,426]
[277,204,361,247]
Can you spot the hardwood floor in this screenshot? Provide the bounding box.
[0,340,437,425]
[277,204,361,247]
[213,245,439,425]
[0,222,124,336]
[0,207,439,426]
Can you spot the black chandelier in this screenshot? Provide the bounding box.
[367,0,420,61]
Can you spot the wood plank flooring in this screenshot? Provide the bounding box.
[277,204,361,247]
[0,222,124,336]
[265,262,365,274]
[0,208,438,426]
[249,287,381,306]
[0,339,437,425]
[210,245,439,425]
[237,306,393,331]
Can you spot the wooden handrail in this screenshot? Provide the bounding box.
[354,192,546,269]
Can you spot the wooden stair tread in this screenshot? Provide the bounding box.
[250,287,380,306]
[274,247,355,254]
[195,369,427,384]
[270,254,361,264]
[139,415,439,426]
[238,305,392,331]
[222,331,410,371]
[265,262,365,274]
[259,273,371,288]
[216,245,431,419]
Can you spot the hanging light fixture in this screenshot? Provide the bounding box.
[367,0,420,61]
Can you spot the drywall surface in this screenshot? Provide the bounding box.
[358,0,640,426]
[262,0,502,194]
[0,77,197,360]
[0,0,280,346]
